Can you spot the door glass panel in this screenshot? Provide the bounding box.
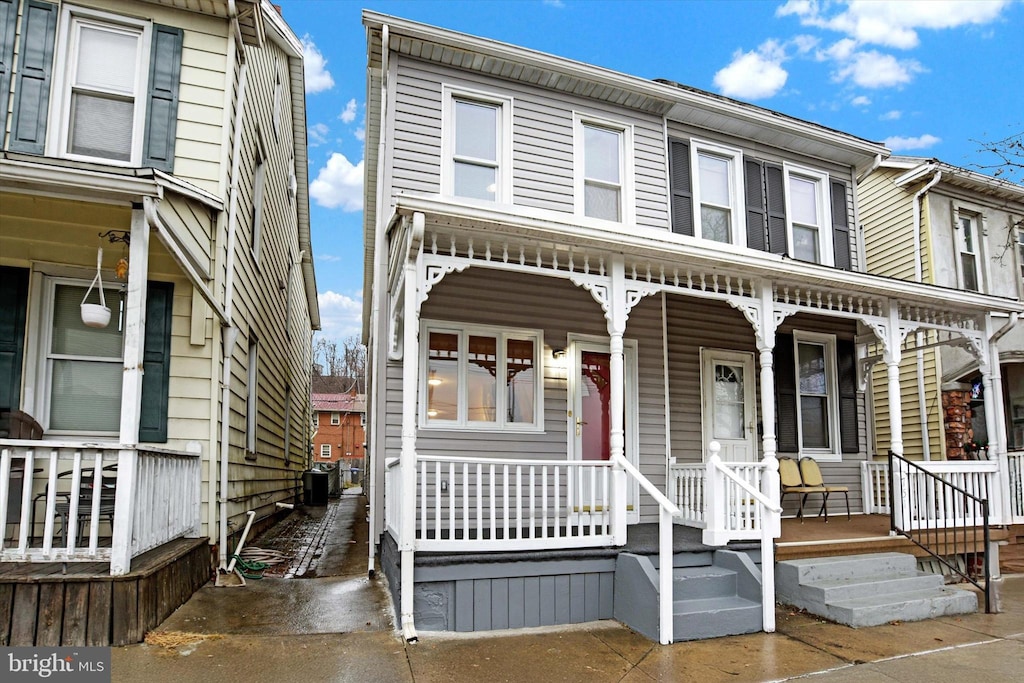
[427,332,458,421]
[467,335,497,422]
[580,350,611,461]
[712,363,744,439]
[506,338,535,424]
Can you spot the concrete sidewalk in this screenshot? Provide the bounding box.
[111,499,1023,682]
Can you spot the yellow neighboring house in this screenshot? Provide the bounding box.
[0,0,318,645]
[859,157,1024,462]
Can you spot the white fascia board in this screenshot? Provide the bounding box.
[260,0,302,57]
[152,169,224,211]
[0,156,160,203]
[391,194,1024,315]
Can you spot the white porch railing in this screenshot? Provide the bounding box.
[385,457,402,540]
[0,440,201,573]
[411,455,615,552]
[890,459,1005,529]
[669,459,771,543]
[668,460,706,527]
[860,461,891,514]
[1009,451,1024,524]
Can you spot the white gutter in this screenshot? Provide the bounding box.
[910,168,942,459]
[366,23,389,578]
[217,4,248,569]
[855,153,883,184]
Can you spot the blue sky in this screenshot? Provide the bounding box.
[277,0,1024,341]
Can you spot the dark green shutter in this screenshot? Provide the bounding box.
[0,0,17,134]
[0,266,29,413]
[774,333,798,454]
[831,179,852,270]
[668,138,693,236]
[837,339,859,453]
[9,0,56,154]
[142,24,183,171]
[765,163,788,255]
[139,281,174,443]
[744,158,767,251]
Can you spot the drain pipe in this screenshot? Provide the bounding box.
[217,7,249,570]
[910,168,942,459]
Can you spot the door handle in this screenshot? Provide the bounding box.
[576,418,588,436]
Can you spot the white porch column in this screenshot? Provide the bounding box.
[982,315,1012,523]
[885,303,905,459]
[757,284,781,539]
[608,257,628,545]
[399,212,423,642]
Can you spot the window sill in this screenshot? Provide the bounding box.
[797,451,842,463]
[418,423,546,435]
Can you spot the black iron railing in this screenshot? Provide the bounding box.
[888,451,991,613]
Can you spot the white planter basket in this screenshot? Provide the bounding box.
[81,248,111,328]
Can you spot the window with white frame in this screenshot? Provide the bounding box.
[784,165,833,265]
[691,141,744,246]
[794,332,840,455]
[1017,227,1024,283]
[246,337,259,455]
[320,443,331,459]
[957,213,981,292]
[331,412,340,425]
[312,412,319,427]
[575,115,632,223]
[442,88,511,202]
[40,278,125,434]
[272,58,282,139]
[251,131,267,262]
[422,323,542,430]
[50,8,150,164]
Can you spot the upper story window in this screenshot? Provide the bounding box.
[312,412,319,427]
[272,58,282,139]
[442,87,511,202]
[956,213,981,292]
[251,130,267,263]
[794,332,840,455]
[331,412,340,425]
[575,114,633,224]
[691,141,744,246]
[784,165,833,265]
[422,322,543,431]
[1017,227,1024,283]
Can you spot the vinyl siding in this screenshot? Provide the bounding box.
[859,168,918,280]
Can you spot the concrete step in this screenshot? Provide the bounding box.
[826,587,978,627]
[777,552,918,586]
[672,595,762,641]
[799,572,945,603]
[672,565,737,600]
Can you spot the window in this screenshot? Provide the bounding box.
[442,87,511,202]
[312,412,318,427]
[272,58,282,139]
[422,322,543,430]
[784,165,833,265]
[794,332,840,454]
[1017,228,1024,283]
[320,444,331,459]
[575,114,633,223]
[360,412,366,427]
[957,213,981,292]
[251,132,267,262]
[246,337,258,455]
[41,279,124,434]
[331,412,340,425]
[691,141,744,246]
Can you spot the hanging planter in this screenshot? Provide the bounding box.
[81,247,111,328]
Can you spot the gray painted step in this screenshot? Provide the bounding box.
[673,595,762,641]
[672,565,738,600]
[778,552,918,585]
[799,572,945,603]
[827,587,978,627]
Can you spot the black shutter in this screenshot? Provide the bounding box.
[0,266,29,412]
[668,138,694,236]
[142,24,183,171]
[837,339,859,453]
[775,333,798,453]
[744,158,767,251]
[765,163,788,255]
[831,179,852,270]
[9,0,56,154]
[0,0,17,133]
[139,281,174,443]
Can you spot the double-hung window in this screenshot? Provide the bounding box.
[246,337,259,456]
[422,323,543,430]
[784,165,833,265]
[794,332,840,455]
[320,444,331,459]
[575,114,633,223]
[312,412,318,427]
[331,412,340,425]
[690,141,744,246]
[956,213,981,292]
[442,87,511,202]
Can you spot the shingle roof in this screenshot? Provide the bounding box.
[312,393,366,413]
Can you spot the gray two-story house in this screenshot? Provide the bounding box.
[361,12,1019,643]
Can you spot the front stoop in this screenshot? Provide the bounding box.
[776,552,978,628]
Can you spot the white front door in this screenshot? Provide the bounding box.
[701,349,757,462]
[569,338,639,523]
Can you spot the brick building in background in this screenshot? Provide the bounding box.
[311,388,366,483]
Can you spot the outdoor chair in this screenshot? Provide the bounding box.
[779,457,828,522]
[799,457,851,520]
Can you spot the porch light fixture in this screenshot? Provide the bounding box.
[551,347,566,359]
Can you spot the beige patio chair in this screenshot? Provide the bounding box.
[799,457,851,520]
[779,457,828,522]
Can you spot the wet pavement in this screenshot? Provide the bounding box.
[112,499,1024,682]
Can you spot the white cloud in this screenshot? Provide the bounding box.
[317,254,342,262]
[309,152,364,211]
[819,38,858,62]
[713,41,788,100]
[339,98,358,124]
[834,50,923,88]
[791,34,820,54]
[302,35,334,93]
[308,122,329,147]
[779,0,1010,49]
[884,133,941,151]
[850,95,871,106]
[317,290,363,340]
[354,127,366,142]
[880,110,902,121]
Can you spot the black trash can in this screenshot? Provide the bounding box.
[303,470,329,506]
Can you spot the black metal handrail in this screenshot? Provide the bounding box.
[887,451,991,613]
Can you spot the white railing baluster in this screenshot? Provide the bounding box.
[554,465,561,538]
[448,462,455,540]
[541,465,548,538]
[66,451,83,554]
[503,464,509,541]
[476,464,482,542]
[434,461,441,540]
[489,464,496,541]
[529,465,535,539]
[463,463,469,539]
[516,464,522,539]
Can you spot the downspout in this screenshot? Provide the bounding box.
[912,169,942,459]
[217,2,249,570]
[366,22,389,577]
